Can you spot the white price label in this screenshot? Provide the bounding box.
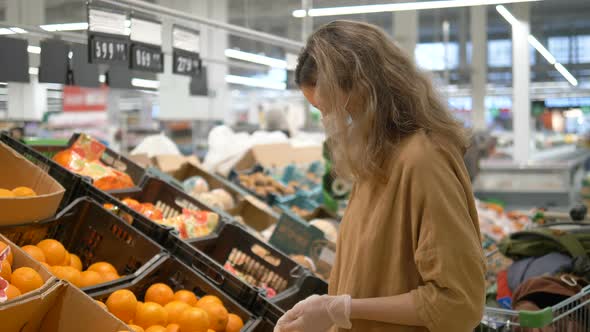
[130,18,162,46]
[88,8,127,36]
[173,26,200,53]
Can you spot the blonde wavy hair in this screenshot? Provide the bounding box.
[295,20,469,183]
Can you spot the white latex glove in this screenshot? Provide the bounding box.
[274,294,352,332]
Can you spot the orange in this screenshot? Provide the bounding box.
[196,295,222,308]
[0,241,14,265]
[96,300,107,309]
[207,330,215,332]
[135,302,168,329]
[78,270,103,288]
[145,283,174,306]
[164,301,191,324]
[41,262,51,269]
[173,290,199,306]
[36,239,67,266]
[12,186,36,197]
[165,324,180,332]
[178,307,209,332]
[0,260,11,281]
[6,284,21,300]
[88,261,118,276]
[225,313,244,332]
[11,267,43,293]
[200,303,228,331]
[127,325,145,332]
[101,271,120,283]
[69,254,83,271]
[0,188,15,197]
[61,252,71,266]
[145,326,166,332]
[21,245,46,263]
[50,266,81,286]
[106,289,138,323]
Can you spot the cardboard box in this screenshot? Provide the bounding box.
[0,281,129,332]
[153,154,200,175]
[233,143,322,173]
[0,142,65,225]
[0,233,55,303]
[229,195,280,232]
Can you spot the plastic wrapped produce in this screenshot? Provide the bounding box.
[182,176,210,196]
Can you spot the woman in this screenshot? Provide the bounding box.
[275,21,485,332]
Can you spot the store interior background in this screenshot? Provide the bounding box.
[1,0,590,210]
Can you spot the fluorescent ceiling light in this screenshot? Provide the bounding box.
[27,46,41,54]
[40,22,88,31]
[131,78,160,89]
[293,0,541,17]
[99,74,106,83]
[225,49,287,69]
[497,5,578,87]
[29,67,39,75]
[9,27,27,34]
[0,28,14,35]
[225,75,286,90]
[527,35,555,65]
[554,63,578,87]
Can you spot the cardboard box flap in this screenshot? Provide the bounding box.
[234,143,322,171]
[128,154,153,169]
[0,142,66,224]
[153,154,189,174]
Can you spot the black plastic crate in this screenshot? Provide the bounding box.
[0,197,165,293]
[27,132,147,188]
[184,223,315,303]
[89,254,263,331]
[0,132,82,210]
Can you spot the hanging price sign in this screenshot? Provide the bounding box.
[129,17,164,73]
[87,7,130,65]
[172,25,201,76]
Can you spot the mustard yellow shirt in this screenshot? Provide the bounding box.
[329,130,486,332]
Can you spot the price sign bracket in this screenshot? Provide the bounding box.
[129,16,164,73]
[172,25,201,77]
[87,5,130,65]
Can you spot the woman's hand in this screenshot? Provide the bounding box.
[274,294,352,332]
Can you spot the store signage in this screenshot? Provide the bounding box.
[129,17,164,73]
[269,213,325,256]
[87,7,130,65]
[62,85,108,112]
[172,25,201,76]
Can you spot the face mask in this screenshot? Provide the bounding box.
[321,95,351,138]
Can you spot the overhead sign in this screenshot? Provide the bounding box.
[62,85,108,112]
[129,17,164,73]
[172,25,201,76]
[87,7,130,65]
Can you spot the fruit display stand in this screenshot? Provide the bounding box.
[176,222,327,308]
[25,132,148,188]
[0,132,80,214]
[0,197,166,293]
[89,254,264,331]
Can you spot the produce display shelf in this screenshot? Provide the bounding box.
[0,197,166,293]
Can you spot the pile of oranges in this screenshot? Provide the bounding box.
[20,238,122,288]
[0,240,45,301]
[102,283,244,332]
[0,186,37,198]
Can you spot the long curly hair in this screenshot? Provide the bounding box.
[296,20,469,183]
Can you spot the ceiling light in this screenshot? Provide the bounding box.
[293,0,541,17]
[99,74,106,83]
[0,28,14,35]
[225,75,286,90]
[9,27,27,34]
[27,46,41,54]
[495,5,519,26]
[554,63,578,87]
[28,67,39,75]
[225,49,287,69]
[131,78,160,89]
[40,22,88,31]
[527,35,555,64]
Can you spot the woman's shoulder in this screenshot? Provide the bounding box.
[394,130,460,171]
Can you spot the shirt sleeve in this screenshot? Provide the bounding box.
[408,150,486,332]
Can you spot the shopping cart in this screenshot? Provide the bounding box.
[479,250,590,331]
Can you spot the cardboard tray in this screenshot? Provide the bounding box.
[0,138,68,225]
[89,254,263,331]
[0,197,165,293]
[26,132,147,189]
[228,196,280,233]
[0,280,130,332]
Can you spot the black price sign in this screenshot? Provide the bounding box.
[173,50,201,76]
[269,212,325,256]
[131,44,163,72]
[90,36,129,64]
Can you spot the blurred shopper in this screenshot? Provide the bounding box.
[274,21,485,332]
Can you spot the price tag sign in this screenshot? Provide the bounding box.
[172,25,201,76]
[269,212,325,256]
[129,17,164,73]
[87,6,129,65]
